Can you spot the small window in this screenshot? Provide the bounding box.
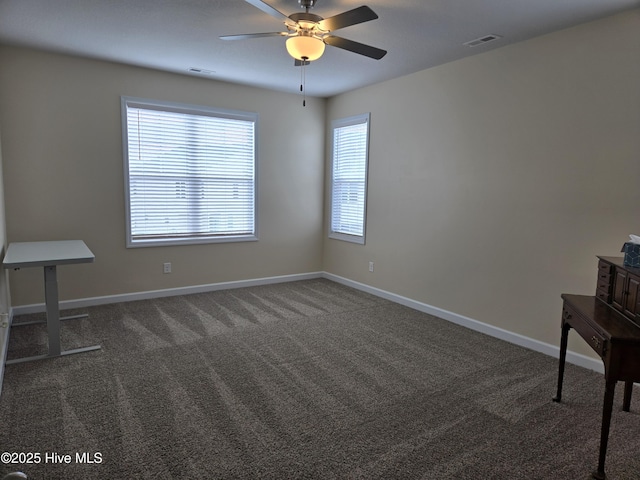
[329,113,370,244]
[121,97,258,247]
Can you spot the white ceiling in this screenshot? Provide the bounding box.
[0,0,638,97]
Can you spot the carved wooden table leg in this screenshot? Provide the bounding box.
[622,380,633,412]
[553,321,571,403]
[592,377,617,480]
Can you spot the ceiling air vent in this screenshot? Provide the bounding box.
[188,67,215,75]
[463,34,502,47]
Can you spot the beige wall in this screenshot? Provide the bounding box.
[324,10,640,357]
[0,10,638,361]
[0,47,325,306]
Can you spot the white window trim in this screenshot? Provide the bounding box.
[329,112,370,245]
[121,96,259,248]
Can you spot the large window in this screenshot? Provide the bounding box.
[122,97,258,247]
[329,113,370,244]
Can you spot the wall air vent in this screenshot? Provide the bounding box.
[463,34,502,47]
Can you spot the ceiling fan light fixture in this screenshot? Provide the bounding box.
[286,35,325,61]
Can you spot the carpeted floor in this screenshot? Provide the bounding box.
[1,278,639,479]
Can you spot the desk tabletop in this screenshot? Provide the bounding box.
[3,240,95,268]
[561,293,640,341]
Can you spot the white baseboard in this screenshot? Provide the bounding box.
[11,272,324,316]
[7,270,603,374]
[323,273,604,374]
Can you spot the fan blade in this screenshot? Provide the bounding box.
[294,59,311,67]
[244,0,296,27]
[323,35,387,60]
[318,6,378,32]
[220,32,289,40]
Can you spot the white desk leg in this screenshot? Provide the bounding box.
[6,263,100,365]
[44,265,61,357]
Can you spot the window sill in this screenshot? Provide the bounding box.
[328,232,365,245]
[126,235,258,248]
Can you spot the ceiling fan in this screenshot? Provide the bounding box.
[220,0,387,64]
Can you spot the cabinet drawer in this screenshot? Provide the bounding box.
[598,260,613,274]
[597,272,612,284]
[597,279,612,292]
[563,307,608,357]
[596,289,611,303]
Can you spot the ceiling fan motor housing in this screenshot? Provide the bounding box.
[298,0,317,9]
[289,12,323,25]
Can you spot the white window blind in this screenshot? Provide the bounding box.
[122,97,258,247]
[330,113,370,244]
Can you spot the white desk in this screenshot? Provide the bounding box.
[3,240,100,364]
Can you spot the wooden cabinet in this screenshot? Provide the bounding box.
[597,256,640,325]
[612,268,626,311]
[613,268,640,318]
[596,259,613,303]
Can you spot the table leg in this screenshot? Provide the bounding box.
[5,255,101,366]
[552,320,570,403]
[44,265,61,357]
[12,313,89,327]
[592,377,616,480]
[622,381,633,412]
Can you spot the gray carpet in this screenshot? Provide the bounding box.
[1,279,639,479]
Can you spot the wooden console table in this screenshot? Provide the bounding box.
[553,257,640,479]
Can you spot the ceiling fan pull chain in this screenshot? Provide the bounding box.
[301,56,308,107]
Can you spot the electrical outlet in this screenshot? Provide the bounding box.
[163,262,172,274]
[369,261,374,272]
